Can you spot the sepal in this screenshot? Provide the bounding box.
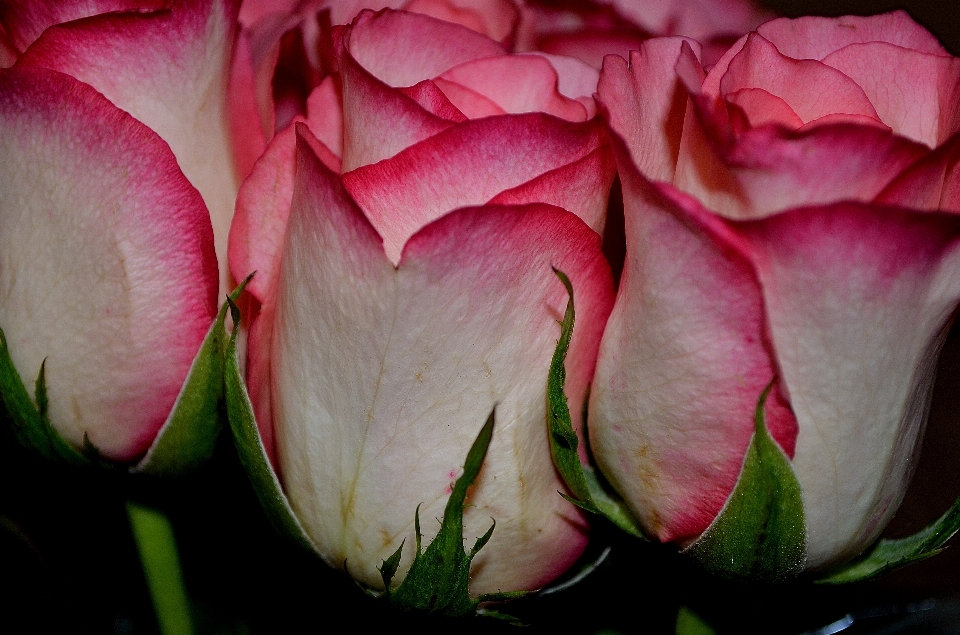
[378,410,526,621]
[546,269,645,539]
[223,282,318,554]
[683,382,806,580]
[675,607,718,635]
[0,328,94,467]
[133,282,248,476]
[816,495,960,584]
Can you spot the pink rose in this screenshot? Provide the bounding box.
[0,0,237,466]
[228,8,615,594]
[592,11,960,573]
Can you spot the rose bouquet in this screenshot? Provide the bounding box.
[2,0,960,632]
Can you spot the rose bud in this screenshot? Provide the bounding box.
[590,12,960,578]
[226,8,616,599]
[0,0,240,472]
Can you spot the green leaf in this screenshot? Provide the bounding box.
[384,410,525,619]
[684,381,806,581]
[223,289,317,554]
[675,607,717,635]
[817,495,960,584]
[0,327,92,467]
[134,288,240,476]
[546,268,645,539]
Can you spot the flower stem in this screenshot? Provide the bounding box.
[127,501,195,635]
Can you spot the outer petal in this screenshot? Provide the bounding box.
[0,0,166,52]
[229,117,337,462]
[589,151,797,544]
[0,67,218,461]
[272,133,614,594]
[735,203,960,568]
[18,0,241,294]
[597,38,702,183]
[341,113,612,263]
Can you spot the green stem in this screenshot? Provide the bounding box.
[127,501,195,635]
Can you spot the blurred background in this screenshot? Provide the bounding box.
[3,1,960,633]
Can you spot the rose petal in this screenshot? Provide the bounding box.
[0,23,17,66]
[756,11,949,62]
[725,87,803,130]
[438,53,589,121]
[271,130,613,594]
[0,67,217,461]
[605,0,770,41]
[676,49,930,221]
[0,0,165,52]
[403,0,520,45]
[523,51,601,100]
[598,38,702,183]
[430,76,506,118]
[821,42,960,147]
[487,145,616,236]
[338,27,456,170]
[342,113,611,263]
[18,0,241,295]
[719,34,882,127]
[229,30,268,182]
[536,30,647,70]
[346,8,503,89]
[398,79,469,122]
[875,130,960,213]
[229,119,337,464]
[736,203,960,568]
[590,146,798,544]
[305,77,346,161]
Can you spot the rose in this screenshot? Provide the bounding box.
[591,11,960,574]
[0,0,238,468]
[228,8,616,595]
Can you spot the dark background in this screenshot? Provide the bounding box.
[3,1,960,634]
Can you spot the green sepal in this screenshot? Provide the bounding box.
[675,607,717,635]
[133,281,248,476]
[684,382,806,580]
[546,269,645,539]
[816,495,960,584]
[380,410,526,620]
[223,287,317,554]
[0,328,94,467]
